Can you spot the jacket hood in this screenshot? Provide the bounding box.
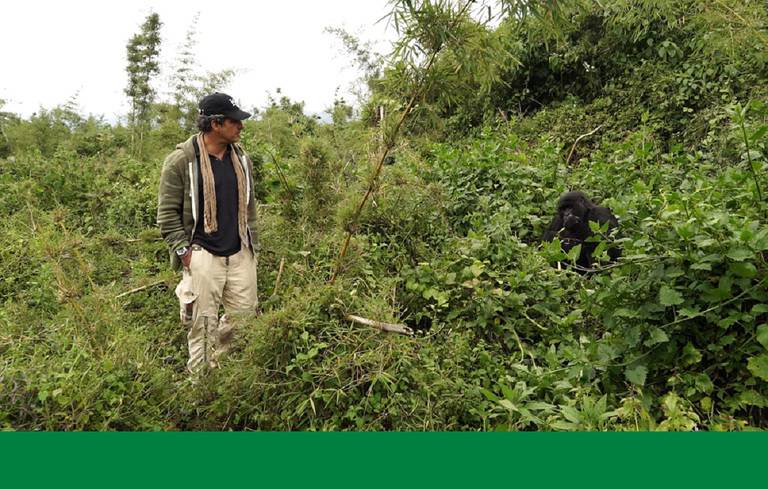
[176,135,198,161]
[176,134,244,161]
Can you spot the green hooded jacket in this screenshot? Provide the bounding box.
[157,135,259,271]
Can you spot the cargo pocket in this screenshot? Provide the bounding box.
[174,272,198,327]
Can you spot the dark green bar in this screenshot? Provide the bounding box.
[1,433,764,487]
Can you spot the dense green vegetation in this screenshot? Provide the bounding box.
[1,0,767,430]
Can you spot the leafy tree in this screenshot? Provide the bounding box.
[0,99,16,157]
[125,12,162,153]
[161,13,235,134]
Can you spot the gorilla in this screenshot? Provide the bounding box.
[542,191,621,271]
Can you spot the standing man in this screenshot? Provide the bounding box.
[157,92,259,373]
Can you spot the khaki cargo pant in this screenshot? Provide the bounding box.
[175,245,258,372]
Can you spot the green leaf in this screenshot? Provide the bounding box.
[679,307,700,318]
[498,399,517,412]
[659,286,684,307]
[644,327,669,347]
[751,229,768,251]
[675,223,695,239]
[730,262,757,278]
[682,342,703,366]
[593,241,607,259]
[567,244,582,262]
[561,406,582,424]
[694,237,717,249]
[726,247,753,261]
[526,402,556,412]
[500,384,516,401]
[749,125,768,143]
[753,305,768,315]
[737,390,768,408]
[625,365,648,386]
[757,325,768,351]
[550,421,578,431]
[478,387,499,402]
[747,354,768,382]
[614,308,640,318]
[469,262,484,277]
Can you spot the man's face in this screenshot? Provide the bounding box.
[213,117,243,144]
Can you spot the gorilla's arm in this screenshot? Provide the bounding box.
[542,213,564,242]
[589,206,619,230]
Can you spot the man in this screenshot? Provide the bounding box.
[157,92,259,373]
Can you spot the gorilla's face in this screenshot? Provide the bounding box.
[558,193,588,230]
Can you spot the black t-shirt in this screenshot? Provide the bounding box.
[191,140,241,257]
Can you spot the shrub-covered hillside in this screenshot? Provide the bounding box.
[0,0,767,430]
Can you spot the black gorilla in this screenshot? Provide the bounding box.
[542,191,621,270]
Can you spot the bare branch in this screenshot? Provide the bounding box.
[345,314,414,336]
[116,280,166,299]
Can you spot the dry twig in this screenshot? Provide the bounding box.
[565,125,603,166]
[116,280,166,299]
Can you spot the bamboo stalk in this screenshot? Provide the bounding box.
[272,257,286,297]
[330,1,474,284]
[345,314,414,336]
[266,149,294,198]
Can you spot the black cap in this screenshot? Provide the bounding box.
[198,92,251,120]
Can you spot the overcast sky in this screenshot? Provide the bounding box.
[1,0,395,122]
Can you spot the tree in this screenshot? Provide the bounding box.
[167,13,200,131]
[165,12,236,132]
[125,12,162,154]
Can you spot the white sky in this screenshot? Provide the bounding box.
[0,0,395,122]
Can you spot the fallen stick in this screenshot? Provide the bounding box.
[123,238,164,243]
[116,280,166,299]
[345,314,413,336]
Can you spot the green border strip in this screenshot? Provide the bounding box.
[2,433,764,488]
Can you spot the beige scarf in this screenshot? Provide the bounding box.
[197,132,249,247]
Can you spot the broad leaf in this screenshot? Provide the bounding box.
[498,399,517,412]
[644,327,669,347]
[747,354,768,382]
[625,365,648,386]
[567,244,582,262]
[659,286,684,306]
[561,406,582,424]
[679,307,700,318]
[737,390,768,408]
[730,262,757,279]
[749,125,768,143]
[726,248,753,261]
[682,342,703,366]
[757,325,768,351]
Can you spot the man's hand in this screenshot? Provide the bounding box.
[181,249,192,269]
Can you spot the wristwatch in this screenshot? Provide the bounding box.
[175,246,189,257]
